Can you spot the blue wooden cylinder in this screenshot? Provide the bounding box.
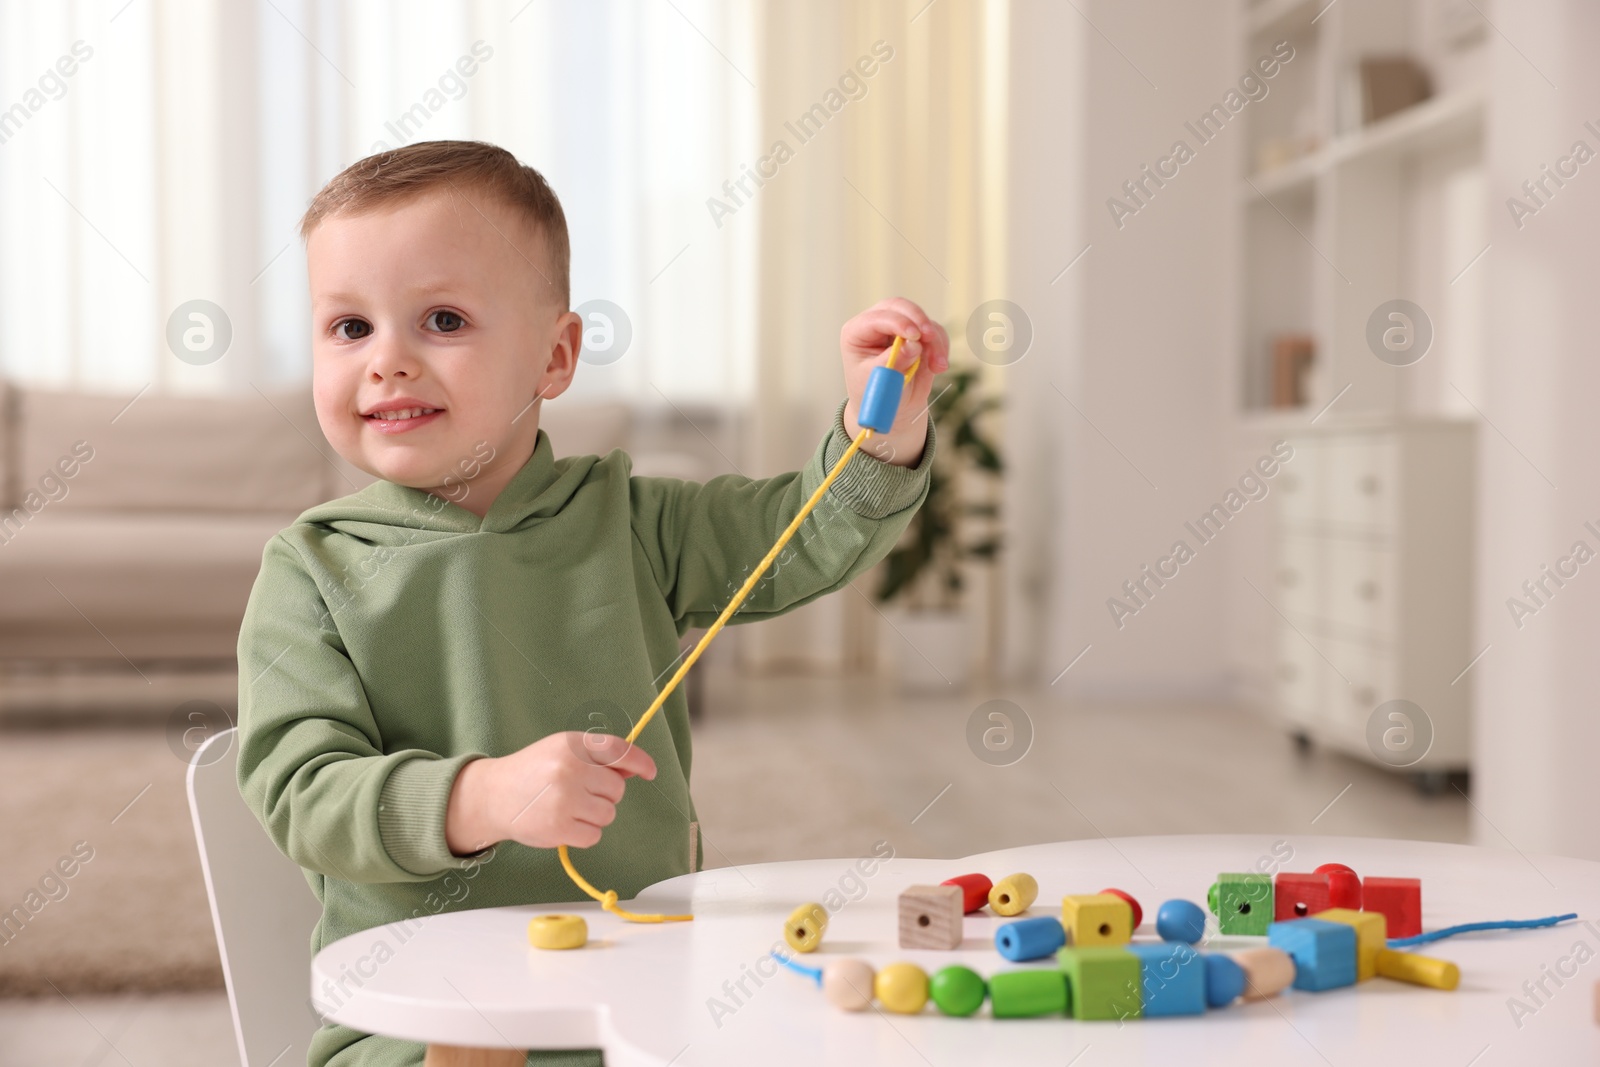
[857,364,905,433]
[994,915,1066,962]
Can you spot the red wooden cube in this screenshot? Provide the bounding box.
[1362,877,1422,938]
[1274,872,1332,921]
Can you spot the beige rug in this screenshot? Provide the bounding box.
[0,725,224,995]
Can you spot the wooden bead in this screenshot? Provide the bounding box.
[1313,907,1386,981]
[1057,946,1141,1021]
[929,964,987,1017]
[822,958,876,1011]
[941,873,994,914]
[898,885,964,950]
[1061,893,1133,947]
[1203,953,1247,1007]
[1228,947,1297,1000]
[988,873,1038,916]
[1127,943,1206,1017]
[1314,862,1363,909]
[995,916,1066,962]
[874,962,930,1013]
[988,968,1069,1018]
[1362,876,1422,938]
[1376,948,1459,991]
[1155,899,1206,944]
[1274,872,1333,920]
[527,914,587,950]
[783,902,828,953]
[1099,887,1143,929]
[1208,873,1272,935]
[1268,918,1358,991]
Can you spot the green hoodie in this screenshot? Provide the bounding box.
[236,397,934,1065]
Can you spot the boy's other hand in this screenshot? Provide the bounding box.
[840,297,950,468]
[445,731,657,855]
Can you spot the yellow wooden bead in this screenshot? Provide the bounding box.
[527,913,587,950]
[988,873,1038,917]
[783,902,829,953]
[874,962,930,1014]
[1376,948,1460,991]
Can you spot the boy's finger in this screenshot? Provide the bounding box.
[606,742,658,781]
[576,731,635,769]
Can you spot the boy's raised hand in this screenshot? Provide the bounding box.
[445,731,656,855]
[840,297,950,467]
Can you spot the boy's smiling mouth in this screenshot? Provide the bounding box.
[361,398,445,434]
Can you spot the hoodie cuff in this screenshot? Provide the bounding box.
[377,753,492,876]
[822,397,937,520]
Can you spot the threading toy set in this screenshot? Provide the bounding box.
[519,336,1581,1020]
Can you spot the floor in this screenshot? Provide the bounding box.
[0,671,1469,1066]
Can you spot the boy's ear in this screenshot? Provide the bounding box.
[534,310,584,402]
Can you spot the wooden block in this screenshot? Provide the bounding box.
[928,964,987,1017]
[822,958,876,1011]
[988,968,1070,1018]
[1208,873,1272,935]
[1057,946,1141,1021]
[1274,872,1333,921]
[1061,893,1133,946]
[1363,876,1422,938]
[423,1047,525,1067]
[941,873,994,913]
[1314,862,1363,909]
[1314,907,1386,981]
[1126,943,1206,1016]
[899,884,964,950]
[1099,887,1143,929]
[526,913,588,951]
[1267,918,1358,992]
[1376,948,1459,991]
[1229,947,1297,1000]
[988,873,1038,916]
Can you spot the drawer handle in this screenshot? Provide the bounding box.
[1358,580,1380,601]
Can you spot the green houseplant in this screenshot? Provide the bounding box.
[874,363,1003,687]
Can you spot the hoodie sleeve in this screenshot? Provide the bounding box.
[236,534,489,883]
[629,397,936,629]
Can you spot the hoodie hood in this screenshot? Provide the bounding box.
[293,429,618,543]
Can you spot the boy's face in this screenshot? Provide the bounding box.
[306,186,580,507]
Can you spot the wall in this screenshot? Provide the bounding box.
[1473,0,1600,858]
[1020,0,1239,701]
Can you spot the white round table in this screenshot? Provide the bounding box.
[311,835,1600,1065]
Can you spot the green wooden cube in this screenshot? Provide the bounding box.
[1207,873,1273,935]
[1057,946,1141,1021]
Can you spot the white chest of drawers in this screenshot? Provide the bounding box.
[1271,421,1475,774]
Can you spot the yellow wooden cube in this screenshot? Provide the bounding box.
[1314,907,1386,981]
[1061,893,1133,947]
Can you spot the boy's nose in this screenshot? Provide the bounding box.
[365,339,422,382]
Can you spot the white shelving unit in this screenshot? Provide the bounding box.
[1228,0,1489,779]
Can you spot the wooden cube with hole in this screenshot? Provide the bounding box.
[1208,873,1273,936]
[898,884,965,950]
[1274,871,1333,921]
[1060,893,1133,947]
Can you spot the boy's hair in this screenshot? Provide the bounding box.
[299,140,570,308]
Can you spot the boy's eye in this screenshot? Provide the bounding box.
[427,310,464,333]
[334,318,372,341]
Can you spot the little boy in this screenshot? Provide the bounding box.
[236,140,946,1066]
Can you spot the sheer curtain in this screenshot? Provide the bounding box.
[0,0,756,404]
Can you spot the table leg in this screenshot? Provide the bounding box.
[423,1045,526,1067]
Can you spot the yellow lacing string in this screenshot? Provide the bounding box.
[559,336,921,922]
